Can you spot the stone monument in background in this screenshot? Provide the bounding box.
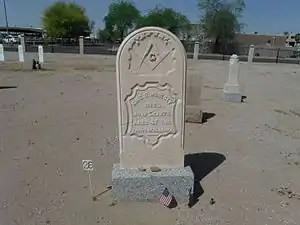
[112,27,194,203]
[223,54,242,102]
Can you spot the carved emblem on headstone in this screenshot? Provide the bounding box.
[127,31,176,75]
[125,83,178,146]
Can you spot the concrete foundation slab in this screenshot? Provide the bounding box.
[223,92,242,102]
[112,164,194,203]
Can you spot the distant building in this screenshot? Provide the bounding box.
[0,26,44,38]
[179,25,290,47]
[235,33,287,47]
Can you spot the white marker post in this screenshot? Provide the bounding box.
[193,42,200,60]
[0,44,4,61]
[79,36,84,55]
[82,160,95,200]
[248,45,255,63]
[20,36,25,54]
[223,54,242,102]
[38,45,44,64]
[18,45,24,62]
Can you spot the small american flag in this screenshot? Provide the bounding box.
[159,188,173,207]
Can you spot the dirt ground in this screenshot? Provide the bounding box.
[0,53,300,225]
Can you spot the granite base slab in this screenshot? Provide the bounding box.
[112,164,194,203]
[223,92,242,102]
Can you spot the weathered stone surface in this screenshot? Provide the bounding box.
[112,164,194,203]
[116,27,187,169]
[185,105,203,123]
[186,73,202,123]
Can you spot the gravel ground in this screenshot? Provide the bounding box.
[0,54,300,225]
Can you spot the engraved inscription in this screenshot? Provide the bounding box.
[125,83,178,146]
[127,31,176,75]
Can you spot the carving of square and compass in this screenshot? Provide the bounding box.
[127,32,176,75]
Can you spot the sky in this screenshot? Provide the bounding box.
[0,0,299,35]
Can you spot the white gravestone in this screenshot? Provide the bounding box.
[79,36,84,55]
[248,45,255,63]
[20,36,25,53]
[18,45,24,62]
[38,45,44,63]
[0,44,4,61]
[223,54,242,102]
[116,27,187,169]
[193,42,199,60]
[112,27,194,203]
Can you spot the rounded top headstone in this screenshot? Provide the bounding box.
[116,26,187,169]
[231,54,238,59]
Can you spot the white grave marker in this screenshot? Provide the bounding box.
[38,45,44,63]
[223,54,242,102]
[193,42,199,60]
[0,44,4,61]
[18,45,24,62]
[248,45,255,63]
[79,36,84,55]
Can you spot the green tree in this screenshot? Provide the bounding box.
[103,1,141,41]
[283,31,289,36]
[197,0,245,53]
[97,28,113,42]
[42,1,91,38]
[138,7,191,37]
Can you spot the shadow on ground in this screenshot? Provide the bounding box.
[168,197,178,209]
[0,86,17,89]
[242,95,247,102]
[185,152,226,207]
[201,112,216,124]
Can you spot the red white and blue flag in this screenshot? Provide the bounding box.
[159,188,173,207]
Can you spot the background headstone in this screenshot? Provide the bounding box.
[20,36,25,53]
[223,54,242,102]
[0,44,4,62]
[38,45,44,63]
[248,45,255,63]
[18,45,24,62]
[79,36,84,55]
[193,42,199,60]
[186,74,203,123]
